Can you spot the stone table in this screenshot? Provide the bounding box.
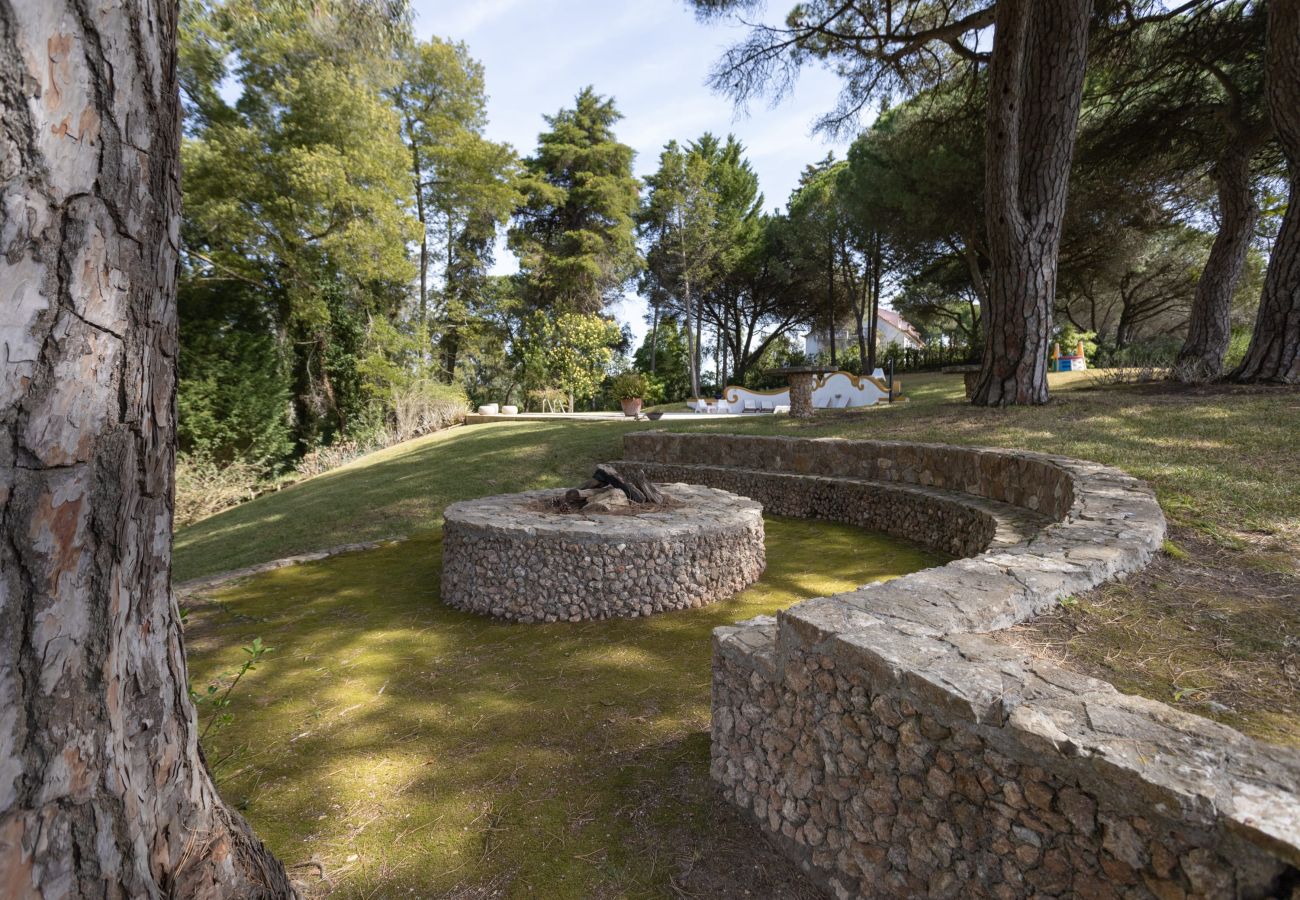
[769,366,833,418]
[941,363,982,400]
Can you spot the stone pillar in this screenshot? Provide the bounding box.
[788,372,816,418]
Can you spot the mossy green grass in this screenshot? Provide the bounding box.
[178,370,1300,895]
[187,519,943,897]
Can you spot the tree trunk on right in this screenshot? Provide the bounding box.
[1176,145,1259,381]
[1233,0,1300,384]
[972,0,1092,406]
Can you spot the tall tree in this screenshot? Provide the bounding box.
[641,139,721,398]
[0,1,290,895]
[692,135,767,385]
[690,0,1201,404]
[843,89,988,355]
[788,157,846,367]
[1084,2,1271,379]
[1234,0,1300,383]
[972,0,1092,405]
[509,87,641,314]
[714,213,814,385]
[790,155,890,372]
[180,0,417,447]
[392,38,520,380]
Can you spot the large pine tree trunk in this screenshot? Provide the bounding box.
[1233,0,1300,384]
[972,0,1092,406]
[0,3,293,896]
[1176,145,1259,381]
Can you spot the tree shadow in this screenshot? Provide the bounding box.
[185,518,940,897]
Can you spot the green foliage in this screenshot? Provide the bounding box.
[1055,326,1099,361]
[609,371,650,401]
[191,636,272,747]
[633,317,691,402]
[841,88,987,351]
[455,275,529,407]
[509,88,641,313]
[180,0,420,457]
[392,37,521,378]
[177,282,294,471]
[515,311,621,410]
[743,334,806,390]
[640,134,774,392]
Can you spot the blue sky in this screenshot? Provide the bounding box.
[409,0,865,345]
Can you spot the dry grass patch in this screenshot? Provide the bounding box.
[993,527,1300,746]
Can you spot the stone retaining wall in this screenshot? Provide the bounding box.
[441,483,764,622]
[618,433,1300,899]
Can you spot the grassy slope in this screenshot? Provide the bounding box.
[176,371,1299,582]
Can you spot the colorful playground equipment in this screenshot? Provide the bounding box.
[1053,340,1088,372]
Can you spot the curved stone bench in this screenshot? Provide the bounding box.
[617,433,1300,899]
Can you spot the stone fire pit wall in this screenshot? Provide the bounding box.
[441,483,764,622]
[618,433,1300,899]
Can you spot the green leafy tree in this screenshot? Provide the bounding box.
[392,38,521,379]
[789,154,891,373]
[510,87,642,314]
[517,311,620,411]
[842,90,987,353]
[180,0,418,449]
[456,274,530,407]
[549,312,621,411]
[640,139,720,397]
[633,317,691,402]
[177,282,294,471]
[1080,1,1272,380]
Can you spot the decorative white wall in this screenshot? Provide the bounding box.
[690,371,897,413]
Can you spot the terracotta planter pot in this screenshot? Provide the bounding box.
[620,398,643,418]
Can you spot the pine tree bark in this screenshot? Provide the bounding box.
[972,0,1092,406]
[1176,144,1259,381]
[0,3,292,897]
[1233,0,1300,384]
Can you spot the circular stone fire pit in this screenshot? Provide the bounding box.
[441,482,765,622]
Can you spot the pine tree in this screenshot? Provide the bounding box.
[509,87,641,314]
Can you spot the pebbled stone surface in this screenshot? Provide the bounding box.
[441,482,764,622]
[621,432,1300,899]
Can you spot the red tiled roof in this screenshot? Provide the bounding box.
[877,307,923,345]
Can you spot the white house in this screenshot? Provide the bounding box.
[804,308,923,358]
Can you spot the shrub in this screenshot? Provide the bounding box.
[175,453,266,528]
[389,379,469,442]
[610,371,649,401]
[294,438,378,480]
[1088,342,1174,386]
[528,387,569,412]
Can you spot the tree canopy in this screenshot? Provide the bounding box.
[509,87,642,315]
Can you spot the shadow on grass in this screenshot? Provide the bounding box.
[186,517,943,898]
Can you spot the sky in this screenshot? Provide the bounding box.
[409,0,866,348]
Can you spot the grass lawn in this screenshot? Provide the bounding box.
[178,370,1300,894]
[186,520,942,898]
